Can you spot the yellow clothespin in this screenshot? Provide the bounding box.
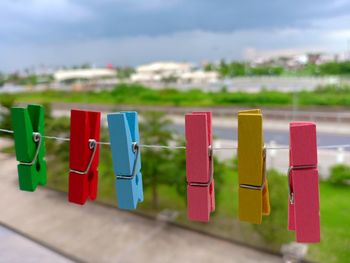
[237,109,270,224]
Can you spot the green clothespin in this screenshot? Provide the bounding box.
[11,104,47,191]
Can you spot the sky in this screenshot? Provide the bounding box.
[1,0,350,71]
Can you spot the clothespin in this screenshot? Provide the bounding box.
[185,112,215,222]
[288,122,320,243]
[107,111,144,209]
[68,109,101,205]
[237,109,270,224]
[11,104,47,191]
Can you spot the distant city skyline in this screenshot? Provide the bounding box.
[1,0,350,72]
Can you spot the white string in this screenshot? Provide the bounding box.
[96,141,111,146]
[140,144,186,149]
[43,135,70,142]
[1,128,350,150]
[0,128,13,134]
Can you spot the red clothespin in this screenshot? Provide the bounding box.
[185,112,215,222]
[288,122,320,243]
[68,109,101,205]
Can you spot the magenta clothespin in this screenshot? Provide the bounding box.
[288,122,320,243]
[185,112,215,222]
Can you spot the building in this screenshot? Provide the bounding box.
[180,71,219,84]
[53,68,117,90]
[131,61,218,84]
[131,62,192,83]
[54,68,116,82]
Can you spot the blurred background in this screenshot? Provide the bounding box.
[1,1,350,263]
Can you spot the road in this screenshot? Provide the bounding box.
[171,124,350,149]
[51,107,350,148]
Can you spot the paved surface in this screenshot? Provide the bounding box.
[0,225,73,263]
[212,139,350,178]
[50,102,350,123]
[0,151,282,263]
[53,108,350,142]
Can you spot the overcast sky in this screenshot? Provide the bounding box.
[1,0,350,71]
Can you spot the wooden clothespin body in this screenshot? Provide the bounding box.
[69,109,101,205]
[288,122,320,243]
[107,112,144,210]
[11,104,47,191]
[238,109,270,224]
[185,112,215,222]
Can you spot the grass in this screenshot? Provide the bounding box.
[4,83,350,108]
[307,182,350,263]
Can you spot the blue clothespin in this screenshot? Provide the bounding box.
[107,111,144,209]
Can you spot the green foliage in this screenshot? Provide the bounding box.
[203,63,215,72]
[0,72,5,87]
[209,60,350,77]
[284,61,350,76]
[302,63,320,76]
[213,90,291,105]
[116,67,135,80]
[328,164,350,186]
[11,82,350,108]
[319,61,350,75]
[139,111,173,209]
[45,115,70,190]
[315,84,350,94]
[249,66,284,76]
[214,60,284,77]
[161,75,178,84]
[217,60,246,77]
[253,169,293,245]
[6,73,38,86]
[0,95,16,132]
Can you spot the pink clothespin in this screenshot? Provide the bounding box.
[185,112,215,222]
[288,122,320,243]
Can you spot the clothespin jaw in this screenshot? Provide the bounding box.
[68,109,101,205]
[238,109,270,224]
[185,112,215,222]
[288,122,320,243]
[11,104,47,191]
[107,111,144,210]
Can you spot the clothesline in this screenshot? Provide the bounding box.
[1,128,350,151]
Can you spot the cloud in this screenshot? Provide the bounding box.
[0,0,92,23]
[1,28,348,71]
[1,0,350,44]
[112,0,183,11]
[0,0,350,71]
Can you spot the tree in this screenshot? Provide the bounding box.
[139,111,174,209]
[0,72,5,87]
[44,106,71,189]
[204,63,216,72]
[140,112,226,212]
[0,95,16,133]
[218,59,229,76]
[253,169,293,245]
[228,62,246,77]
[161,75,178,84]
[328,164,350,185]
[168,138,225,210]
[116,67,135,80]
